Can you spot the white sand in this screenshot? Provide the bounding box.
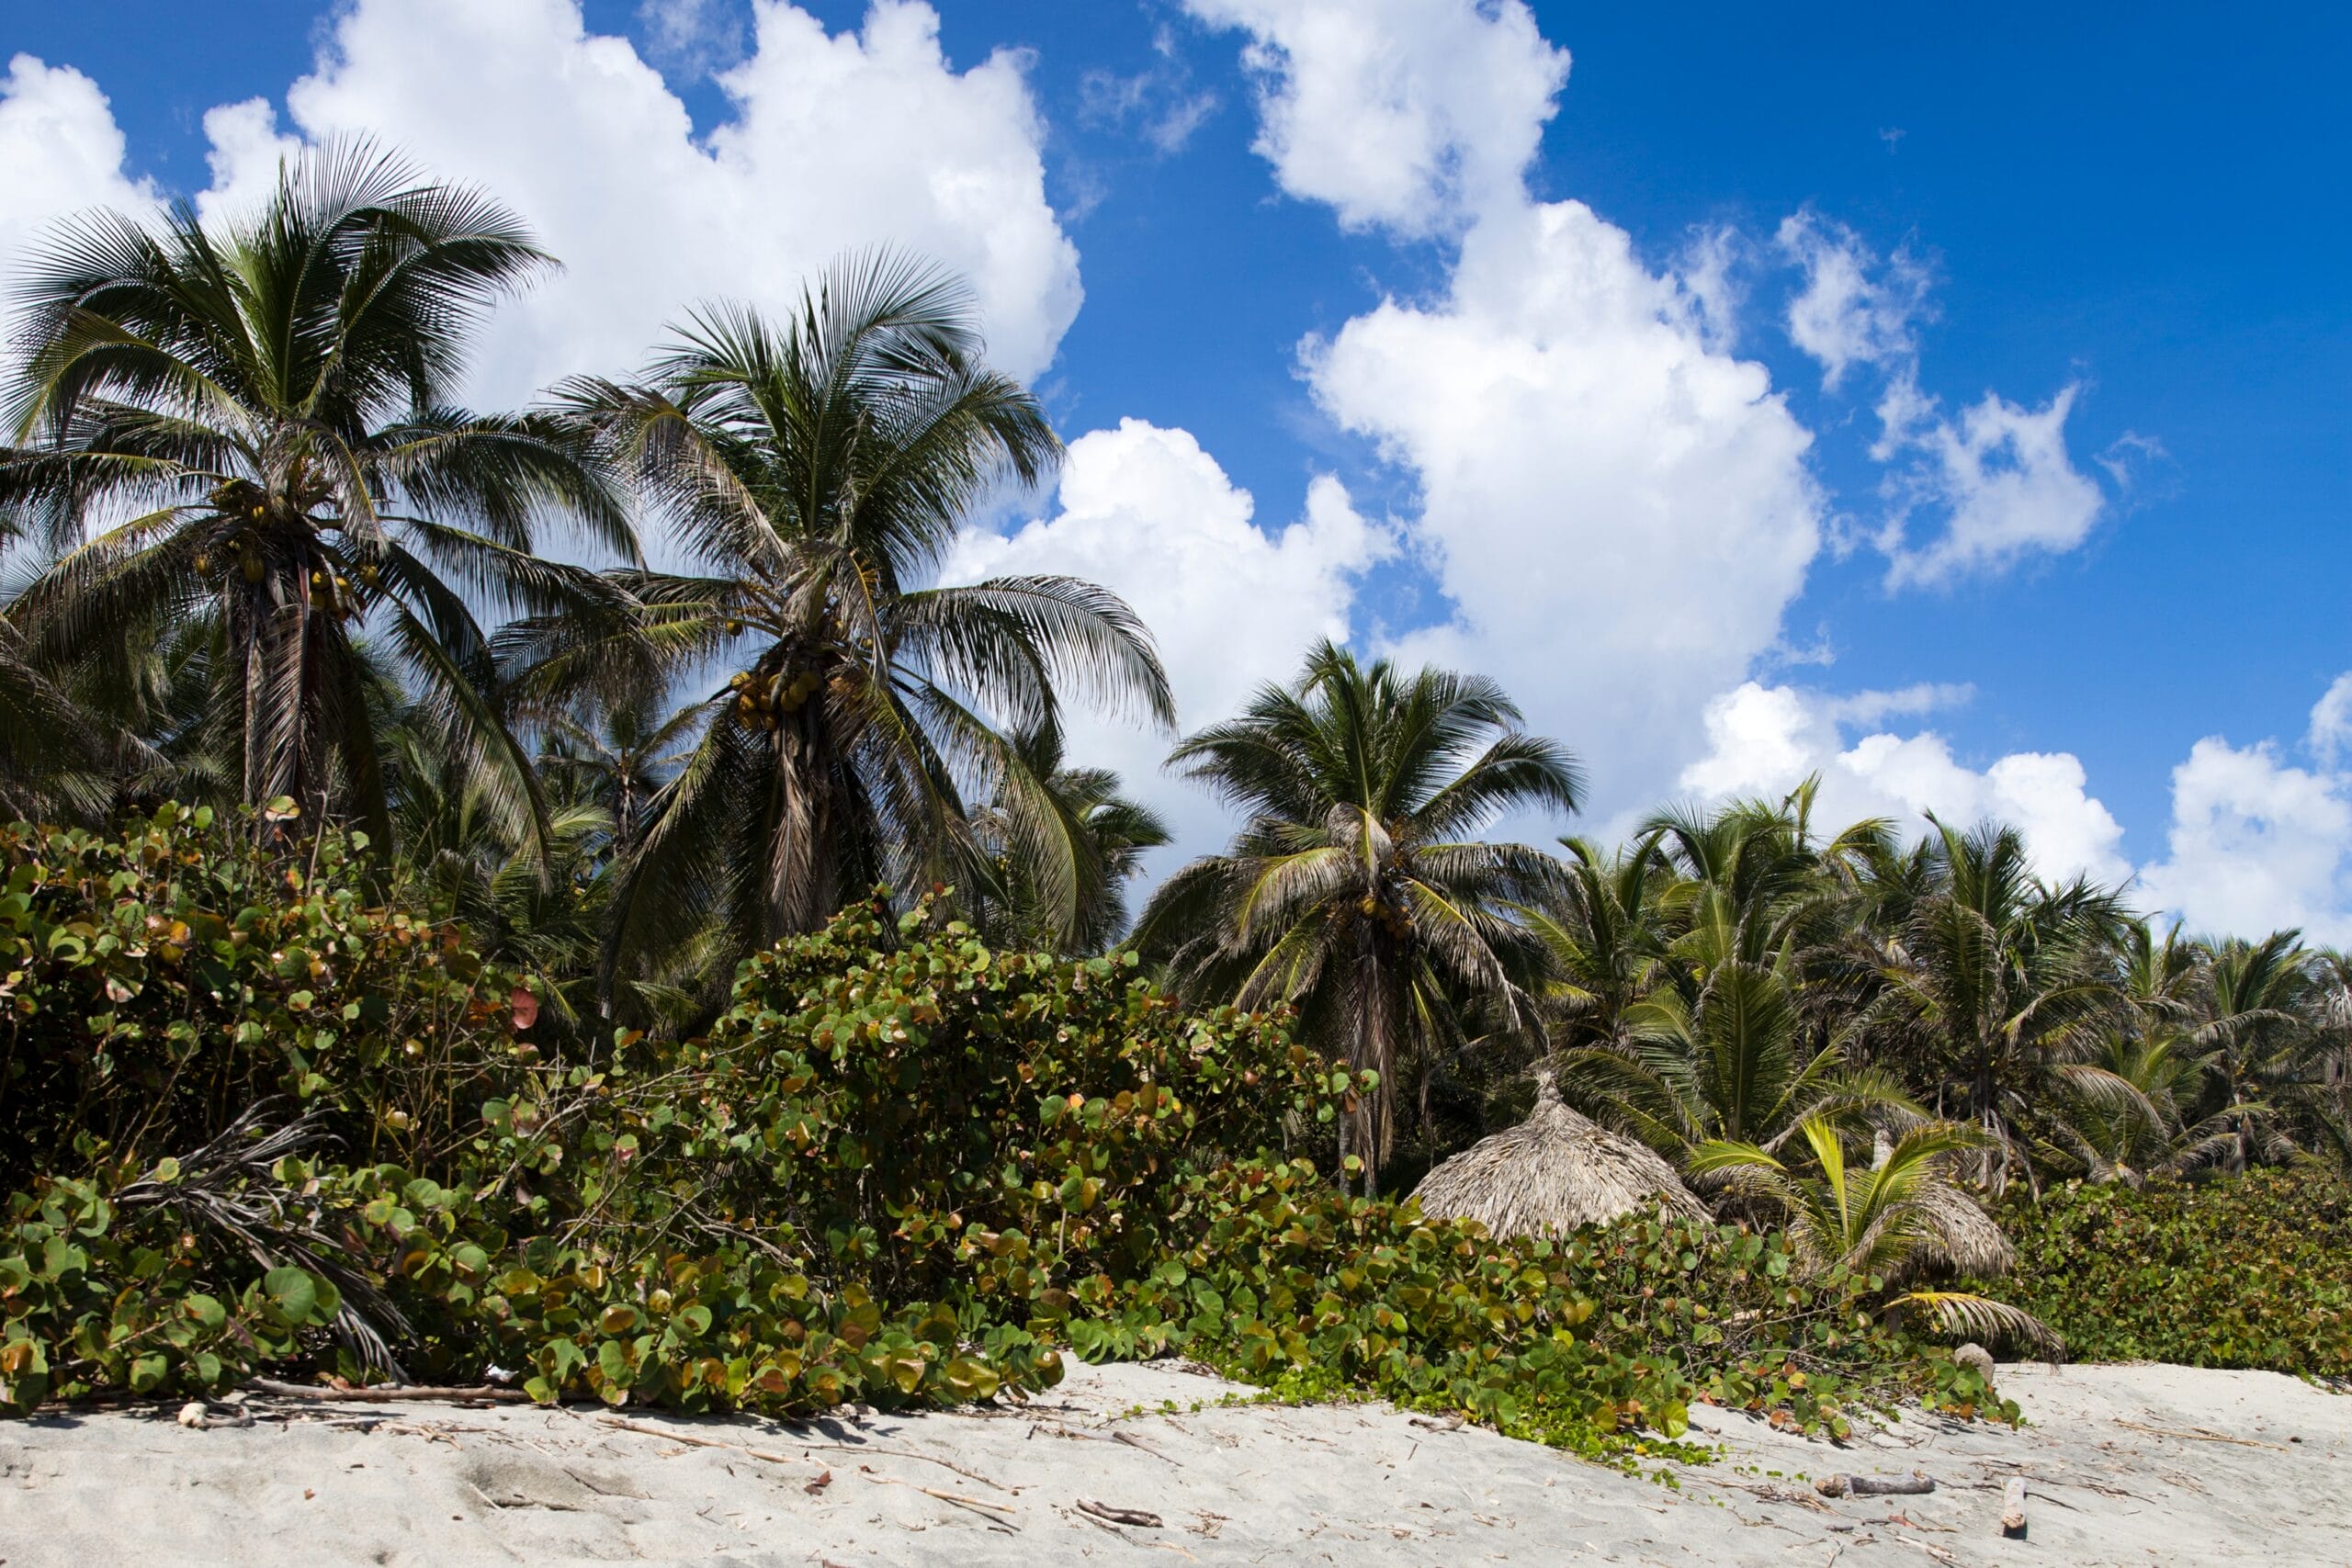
[2,1359,2343,1565]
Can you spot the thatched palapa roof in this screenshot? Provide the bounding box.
[1409,1073,1707,1238]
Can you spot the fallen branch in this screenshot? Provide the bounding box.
[1816,1473,1935,1499]
[1115,1430,1181,1465]
[2114,1419,2290,1452]
[1716,1480,1833,1512]
[1078,1499,1164,1529]
[865,1474,1018,1524]
[793,1438,1012,1491]
[247,1379,526,1404]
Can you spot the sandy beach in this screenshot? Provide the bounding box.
[2,1359,2341,1566]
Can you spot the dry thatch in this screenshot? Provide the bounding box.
[1902,1177,2015,1280]
[1408,1075,1707,1239]
[1862,1130,2016,1280]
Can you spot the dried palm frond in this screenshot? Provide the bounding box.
[114,1101,413,1380]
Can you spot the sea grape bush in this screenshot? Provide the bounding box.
[0,804,530,1190]
[2,809,2007,1447]
[1972,1174,2352,1377]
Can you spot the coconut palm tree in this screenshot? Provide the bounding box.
[2189,931,2324,1171]
[1860,819,2133,1193]
[1135,639,1582,1192]
[1562,954,1916,1172]
[0,141,630,847]
[1522,832,1671,1053]
[2041,1028,2235,1184]
[384,716,610,1035]
[965,722,1170,954]
[534,689,707,854]
[545,254,1172,992]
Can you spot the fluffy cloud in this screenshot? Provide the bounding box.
[187,0,1080,401]
[943,418,1388,862]
[2306,672,2352,767]
[1771,204,2105,589]
[1183,0,1567,234]
[1310,199,1823,816]
[1873,374,2107,588]
[1774,209,1930,389]
[0,55,158,298]
[2136,681,2352,945]
[1179,3,1830,825]
[1679,681,2132,886]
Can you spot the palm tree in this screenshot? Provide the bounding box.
[2042,1028,2235,1184]
[384,716,609,1035]
[1135,639,1582,1192]
[1690,1114,2058,1349]
[1,141,630,846]
[1860,819,2132,1193]
[2186,931,2336,1171]
[1522,832,1670,1053]
[1692,1114,1979,1275]
[965,722,1170,954]
[1563,954,1915,1173]
[534,689,706,853]
[546,254,1172,992]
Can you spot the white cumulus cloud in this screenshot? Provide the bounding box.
[189,0,1080,401]
[1679,681,2132,886]
[1182,0,1567,235]
[1773,203,2107,590]
[1873,373,2107,588]
[2136,679,2352,945]
[1187,3,1821,820]
[0,55,160,299]
[943,419,1389,863]
[1311,198,1824,817]
[1774,209,1930,390]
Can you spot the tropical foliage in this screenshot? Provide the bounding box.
[1135,640,1581,1191]
[0,815,2007,1451]
[4,145,2349,1431]
[1970,1172,2352,1376]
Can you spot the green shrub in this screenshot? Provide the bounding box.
[1971,1173,2352,1375]
[0,803,530,1190]
[0,811,2008,1450]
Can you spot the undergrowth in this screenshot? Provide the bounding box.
[1971,1173,2352,1378]
[2,807,2011,1454]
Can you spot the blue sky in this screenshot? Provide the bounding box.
[2,0,2347,938]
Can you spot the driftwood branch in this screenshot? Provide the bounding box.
[247,1378,527,1404]
[1815,1472,1935,1498]
[1999,1478,2029,1539]
[2113,1418,2290,1452]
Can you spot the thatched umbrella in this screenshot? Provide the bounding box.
[1408,1073,1707,1238]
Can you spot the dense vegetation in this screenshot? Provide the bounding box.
[1972,1174,2352,1377]
[1,810,2002,1450]
[3,145,2346,1434]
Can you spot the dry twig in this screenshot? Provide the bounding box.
[2113,1419,2290,1452]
